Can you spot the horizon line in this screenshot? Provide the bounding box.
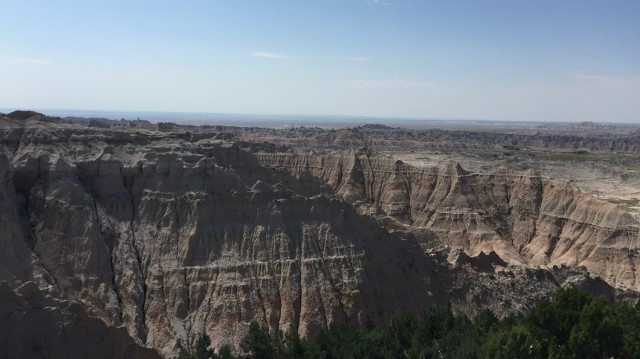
[1,107,638,125]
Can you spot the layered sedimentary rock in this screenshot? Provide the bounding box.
[0,125,444,357]
[256,150,640,292]
[1,115,638,358]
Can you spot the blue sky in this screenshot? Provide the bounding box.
[1,0,639,122]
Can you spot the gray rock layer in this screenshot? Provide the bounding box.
[1,128,443,357]
[0,281,160,359]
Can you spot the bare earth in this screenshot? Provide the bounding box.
[0,111,638,358]
[395,150,640,219]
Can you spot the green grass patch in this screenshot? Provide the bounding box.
[543,152,601,162]
[607,198,640,208]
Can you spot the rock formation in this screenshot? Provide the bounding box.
[256,150,640,292]
[0,113,637,357]
[0,122,445,357]
[200,123,640,155]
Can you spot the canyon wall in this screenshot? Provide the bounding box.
[0,117,637,357]
[1,127,444,357]
[256,150,640,292]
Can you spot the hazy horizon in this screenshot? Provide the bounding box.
[1,1,639,123]
[4,108,640,129]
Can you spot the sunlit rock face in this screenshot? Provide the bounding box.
[257,150,640,292]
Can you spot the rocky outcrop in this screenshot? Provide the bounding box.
[1,127,445,357]
[447,255,628,318]
[256,151,640,292]
[0,118,637,358]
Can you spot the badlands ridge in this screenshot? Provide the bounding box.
[0,111,638,358]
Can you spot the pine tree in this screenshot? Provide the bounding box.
[178,332,216,359]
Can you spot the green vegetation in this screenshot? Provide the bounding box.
[183,288,640,358]
[178,333,215,359]
[607,197,640,208]
[541,152,601,162]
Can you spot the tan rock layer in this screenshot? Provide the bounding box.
[256,151,640,291]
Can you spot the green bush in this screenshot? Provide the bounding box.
[180,288,639,359]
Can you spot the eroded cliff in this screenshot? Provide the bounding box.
[0,115,637,357]
[1,125,444,357]
[256,150,640,292]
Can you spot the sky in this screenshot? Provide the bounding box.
[1,0,639,122]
